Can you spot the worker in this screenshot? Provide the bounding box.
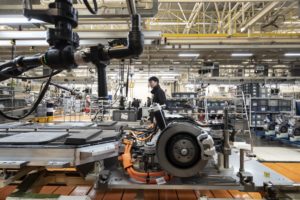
[148,76,166,105]
[132,98,141,109]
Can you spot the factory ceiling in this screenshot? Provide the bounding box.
[0,0,300,82]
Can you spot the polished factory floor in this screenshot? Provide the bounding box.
[0,162,300,200]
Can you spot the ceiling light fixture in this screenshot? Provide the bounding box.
[283,21,300,25]
[0,15,44,24]
[232,53,253,57]
[178,53,199,57]
[0,40,47,46]
[285,53,300,57]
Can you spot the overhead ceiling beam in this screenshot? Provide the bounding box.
[223,2,252,31]
[163,44,300,49]
[0,0,158,18]
[177,3,187,21]
[157,0,291,2]
[0,30,161,40]
[240,1,280,32]
[183,3,203,34]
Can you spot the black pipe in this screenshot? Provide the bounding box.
[0,55,43,82]
[126,0,137,15]
[108,14,144,59]
[96,62,108,98]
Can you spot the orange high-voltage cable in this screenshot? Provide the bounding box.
[119,139,170,184]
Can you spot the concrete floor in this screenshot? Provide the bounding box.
[234,132,300,162]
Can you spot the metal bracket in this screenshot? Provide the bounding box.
[263,182,279,200]
[94,169,110,190]
[237,171,255,191]
[0,161,28,169]
[0,166,43,188]
[237,149,254,191]
[46,161,70,168]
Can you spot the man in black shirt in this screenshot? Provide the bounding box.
[148,76,166,105]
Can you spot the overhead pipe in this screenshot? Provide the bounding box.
[107,17,144,59]
[81,0,144,98]
[126,0,137,15]
[97,0,144,59]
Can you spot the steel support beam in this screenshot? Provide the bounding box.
[183,3,203,34]
[0,30,161,40]
[240,2,280,32]
[162,44,300,49]
[223,3,252,31]
[158,0,292,2]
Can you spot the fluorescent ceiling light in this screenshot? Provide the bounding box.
[240,27,246,32]
[283,21,300,25]
[161,76,176,80]
[285,53,300,57]
[232,53,253,57]
[149,22,211,26]
[173,61,180,64]
[107,73,180,76]
[178,53,199,57]
[0,40,47,46]
[0,15,44,24]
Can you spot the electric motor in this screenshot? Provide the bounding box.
[279,124,288,133]
[268,122,276,131]
[294,127,300,136]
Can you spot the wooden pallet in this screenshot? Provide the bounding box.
[0,185,17,200]
[2,162,300,199]
[36,185,262,200]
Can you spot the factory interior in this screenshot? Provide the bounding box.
[1,0,300,199]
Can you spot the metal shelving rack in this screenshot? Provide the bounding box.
[198,96,234,121]
[249,97,294,128]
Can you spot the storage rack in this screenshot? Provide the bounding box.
[250,97,293,128]
[166,92,198,115]
[237,83,260,97]
[197,96,234,121]
[0,86,30,122]
[0,87,28,109]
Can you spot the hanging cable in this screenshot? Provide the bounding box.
[82,0,98,14]
[0,70,62,80]
[0,70,55,120]
[0,61,14,71]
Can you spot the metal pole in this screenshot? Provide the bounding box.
[223,105,231,169]
[239,149,245,173]
[126,0,137,15]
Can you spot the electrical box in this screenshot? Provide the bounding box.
[112,110,137,121]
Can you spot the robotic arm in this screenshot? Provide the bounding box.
[0,0,144,119]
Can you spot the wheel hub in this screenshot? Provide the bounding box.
[167,134,200,169]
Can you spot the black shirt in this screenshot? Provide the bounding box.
[151,85,166,105]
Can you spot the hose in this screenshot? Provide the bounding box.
[129,131,154,141]
[119,139,170,184]
[0,70,62,80]
[82,0,98,14]
[0,70,55,120]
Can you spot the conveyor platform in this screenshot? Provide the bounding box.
[0,122,122,168]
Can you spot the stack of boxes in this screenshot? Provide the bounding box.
[237,83,260,97]
[250,98,292,127]
[172,92,197,98]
